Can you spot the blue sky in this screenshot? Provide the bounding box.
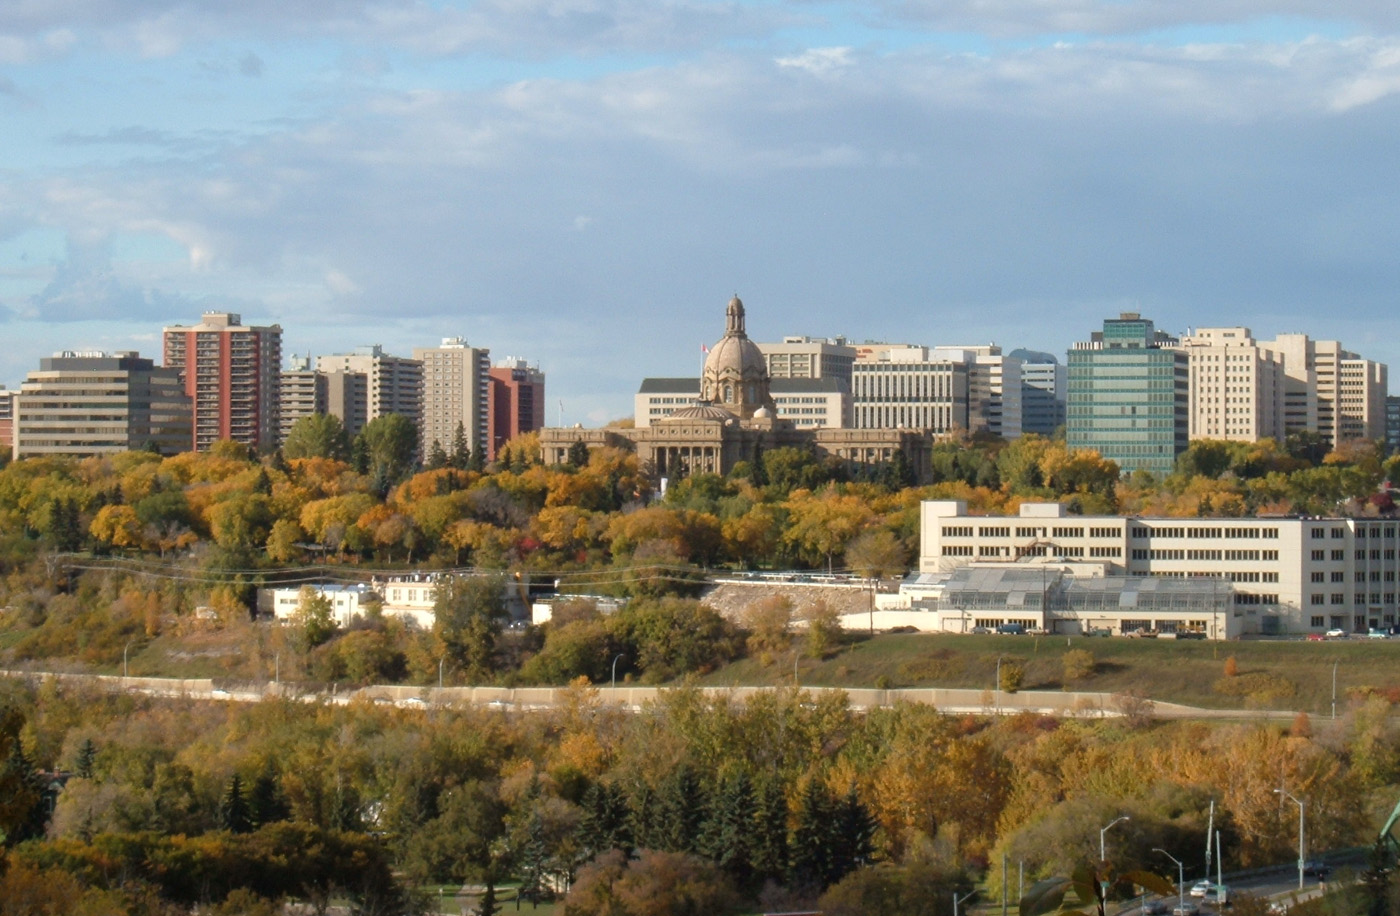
[3,1,1400,424]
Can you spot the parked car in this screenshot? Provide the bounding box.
[1088,627,1112,637]
[970,626,992,635]
[1126,628,1158,638]
[1306,633,1326,641]
[1325,628,1347,638]
[1203,885,1229,906]
[995,623,1026,635]
[1303,860,1331,878]
[1139,899,1170,915]
[1369,629,1391,639]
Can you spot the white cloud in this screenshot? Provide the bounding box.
[775,46,852,74]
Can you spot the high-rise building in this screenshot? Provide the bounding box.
[163,311,282,452]
[1180,327,1287,442]
[1245,333,1388,447]
[933,346,1022,440]
[278,354,329,445]
[758,336,856,386]
[13,351,191,458]
[316,346,422,441]
[415,338,490,461]
[1010,350,1066,437]
[1387,396,1400,456]
[488,358,545,458]
[851,345,969,433]
[0,386,15,455]
[1066,313,1188,476]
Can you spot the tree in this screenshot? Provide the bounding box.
[75,737,97,780]
[701,769,756,889]
[220,773,253,834]
[426,440,449,471]
[355,413,419,493]
[998,660,1025,693]
[803,600,843,659]
[433,573,508,683]
[450,421,471,470]
[294,586,338,651]
[568,440,591,468]
[789,777,838,892]
[1063,649,1096,682]
[282,413,352,461]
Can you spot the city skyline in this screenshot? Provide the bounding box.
[4,2,1400,423]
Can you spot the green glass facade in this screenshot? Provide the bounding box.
[1066,315,1188,476]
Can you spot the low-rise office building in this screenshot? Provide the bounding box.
[13,351,191,458]
[920,499,1400,635]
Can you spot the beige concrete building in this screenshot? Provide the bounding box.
[920,499,1400,635]
[852,345,970,433]
[758,336,856,384]
[1255,333,1387,446]
[317,346,423,440]
[415,338,490,460]
[13,352,191,458]
[933,346,1022,439]
[277,354,329,445]
[1181,327,1287,442]
[636,376,849,429]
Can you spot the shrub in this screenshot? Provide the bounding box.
[1062,649,1097,682]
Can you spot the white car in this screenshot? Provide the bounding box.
[1189,880,1213,898]
[1325,628,1347,638]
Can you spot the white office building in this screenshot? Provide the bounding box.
[920,500,1400,635]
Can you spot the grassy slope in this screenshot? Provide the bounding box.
[699,633,1399,714]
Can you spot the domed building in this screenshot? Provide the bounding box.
[539,295,932,483]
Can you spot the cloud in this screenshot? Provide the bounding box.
[775,46,852,74]
[866,0,1400,38]
[238,51,263,76]
[24,238,190,322]
[0,0,789,61]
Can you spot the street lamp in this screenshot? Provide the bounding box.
[954,889,976,916]
[611,653,625,690]
[438,657,445,690]
[1154,848,1185,913]
[1275,789,1305,890]
[1100,815,1130,861]
[123,639,133,679]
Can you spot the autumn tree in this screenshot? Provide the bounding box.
[433,573,508,683]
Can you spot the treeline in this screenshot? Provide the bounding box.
[3,675,1400,914]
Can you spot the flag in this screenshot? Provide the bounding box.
[701,343,709,353]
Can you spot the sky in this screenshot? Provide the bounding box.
[3,1,1400,425]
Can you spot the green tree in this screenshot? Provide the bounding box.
[701,769,756,890]
[74,737,97,780]
[433,573,508,683]
[750,776,789,884]
[450,421,471,470]
[658,763,707,855]
[294,586,338,651]
[355,413,419,493]
[568,440,591,468]
[789,777,838,892]
[426,440,449,471]
[282,413,352,461]
[220,773,253,834]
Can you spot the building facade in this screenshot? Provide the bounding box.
[488,358,546,459]
[636,376,849,429]
[415,338,490,461]
[163,312,282,452]
[1181,327,1287,442]
[1256,333,1388,447]
[0,387,12,455]
[317,346,423,441]
[758,336,856,385]
[1066,313,1189,476]
[12,352,191,458]
[278,355,329,445]
[920,499,1400,635]
[851,346,970,433]
[1011,350,1066,437]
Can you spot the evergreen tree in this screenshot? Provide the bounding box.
[450,422,471,471]
[750,776,789,884]
[788,777,837,892]
[1362,837,1393,916]
[468,441,486,472]
[831,785,876,882]
[701,769,756,889]
[518,811,549,905]
[567,439,590,468]
[581,781,633,858]
[1,736,49,844]
[219,773,252,834]
[426,439,449,471]
[629,782,662,851]
[75,737,97,780]
[250,768,290,827]
[659,763,708,854]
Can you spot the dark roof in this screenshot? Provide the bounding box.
[638,377,700,394]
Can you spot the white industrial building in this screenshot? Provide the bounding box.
[920,500,1400,635]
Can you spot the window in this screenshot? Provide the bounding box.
[1311,595,1325,606]
[1332,571,1345,583]
[1311,550,1325,561]
[1332,594,1345,605]
[1311,572,1325,583]
[1332,550,1345,561]
[1311,616,1325,627]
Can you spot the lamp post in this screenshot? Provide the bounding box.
[1275,789,1305,890]
[1154,848,1185,913]
[123,639,133,679]
[438,657,444,690]
[954,889,976,916]
[1332,661,1338,720]
[611,653,625,690]
[1100,815,1130,861]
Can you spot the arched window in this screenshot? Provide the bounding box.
[724,383,733,402]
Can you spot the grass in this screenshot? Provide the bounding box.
[699,632,1400,714]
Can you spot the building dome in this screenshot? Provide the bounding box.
[662,403,738,423]
[700,295,776,420]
